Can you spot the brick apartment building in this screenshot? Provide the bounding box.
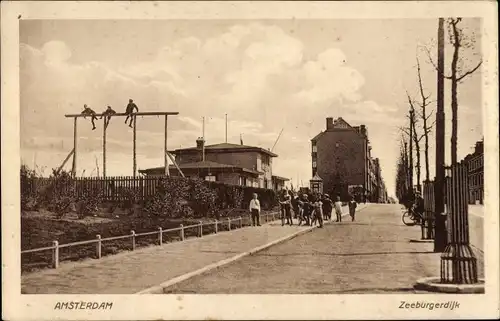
[463,139,484,204]
[139,138,288,191]
[310,117,388,202]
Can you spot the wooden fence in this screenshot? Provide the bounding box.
[441,162,478,284]
[23,176,164,202]
[422,179,435,240]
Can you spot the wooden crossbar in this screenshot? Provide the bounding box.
[65,111,179,118]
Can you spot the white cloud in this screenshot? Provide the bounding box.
[21,22,396,185]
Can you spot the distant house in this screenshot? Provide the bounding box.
[272,175,289,191]
[463,139,484,205]
[139,138,288,190]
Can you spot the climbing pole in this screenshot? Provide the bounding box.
[62,111,179,177]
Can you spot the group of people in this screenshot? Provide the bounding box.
[248,191,359,228]
[80,99,139,130]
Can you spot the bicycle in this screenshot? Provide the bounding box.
[402,206,424,226]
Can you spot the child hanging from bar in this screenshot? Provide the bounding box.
[81,104,98,130]
[100,106,117,129]
[124,99,139,128]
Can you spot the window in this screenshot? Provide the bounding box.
[239,176,247,186]
[262,155,270,166]
[205,175,216,182]
[312,161,317,168]
[312,144,317,153]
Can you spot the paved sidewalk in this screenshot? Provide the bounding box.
[21,204,366,294]
[161,204,485,294]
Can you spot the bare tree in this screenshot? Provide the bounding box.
[401,97,425,193]
[425,18,482,164]
[415,57,435,181]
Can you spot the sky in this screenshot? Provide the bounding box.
[20,19,483,196]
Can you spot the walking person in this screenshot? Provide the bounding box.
[81,104,98,130]
[311,195,324,228]
[334,195,343,222]
[299,194,312,226]
[280,194,293,226]
[291,194,300,220]
[322,194,333,221]
[348,195,358,222]
[249,193,261,227]
[100,105,117,128]
[124,99,139,128]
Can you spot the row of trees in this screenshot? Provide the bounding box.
[395,18,482,202]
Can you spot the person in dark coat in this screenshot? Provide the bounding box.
[81,104,98,130]
[124,99,139,128]
[100,105,117,128]
[321,194,333,221]
[280,194,293,226]
[348,195,358,221]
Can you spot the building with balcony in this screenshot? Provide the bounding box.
[139,138,288,191]
[310,117,387,202]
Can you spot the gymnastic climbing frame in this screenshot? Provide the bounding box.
[63,111,179,178]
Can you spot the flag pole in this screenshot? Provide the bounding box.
[225,114,228,143]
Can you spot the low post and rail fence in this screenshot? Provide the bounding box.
[21,211,279,270]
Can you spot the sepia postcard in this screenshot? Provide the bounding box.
[2,1,499,320]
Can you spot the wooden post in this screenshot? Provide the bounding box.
[103,119,107,178]
[96,235,102,259]
[215,220,218,233]
[158,227,163,245]
[72,118,77,177]
[228,218,231,231]
[239,216,242,228]
[434,17,447,253]
[131,230,136,250]
[52,241,59,269]
[179,224,185,241]
[164,115,169,176]
[198,221,203,237]
[133,116,137,177]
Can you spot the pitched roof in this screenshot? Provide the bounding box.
[311,130,325,142]
[139,161,262,175]
[311,173,323,181]
[171,142,278,157]
[272,175,290,181]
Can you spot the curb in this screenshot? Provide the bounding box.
[136,225,316,294]
[414,277,485,294]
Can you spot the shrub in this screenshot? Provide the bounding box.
[20,165,40,211]
[187,178,219,218]
[143,177,190,217]
[76,187,104,219]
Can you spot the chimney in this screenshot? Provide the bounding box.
[196,137,205,161]
[326,117,334,130]
[360,125,367,137]
[475,141,484,154]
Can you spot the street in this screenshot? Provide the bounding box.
[162,204,484,294]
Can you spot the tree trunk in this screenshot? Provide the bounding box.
[424,122,430,181]
[412,119,422,192]
[450,20,460,165]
